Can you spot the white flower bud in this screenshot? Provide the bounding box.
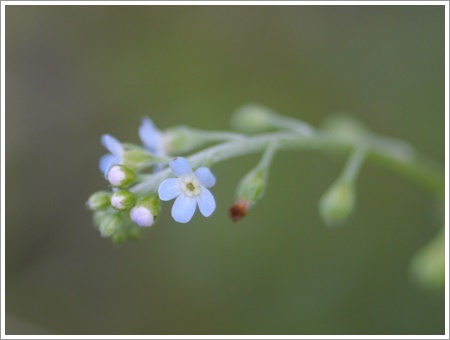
[130,206,154,227]
[110,190,136,211]
[107,165,136,188]
[129,194,161,227]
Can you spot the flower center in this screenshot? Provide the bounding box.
[180,175,201,197]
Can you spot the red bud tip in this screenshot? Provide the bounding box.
[228,201,249,222]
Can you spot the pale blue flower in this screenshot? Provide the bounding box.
[139,117,167,172]
[139,117,165,157]
[158,157,216,223]
[99,134,124,177]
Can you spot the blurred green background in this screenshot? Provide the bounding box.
[5,5,445,335]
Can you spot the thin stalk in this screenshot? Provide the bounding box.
[258,141,278,170]
[340,147,367,183]
[130,131,444,198]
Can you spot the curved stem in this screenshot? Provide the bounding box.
[130,131,444,199]
[340,147,366,183]
[196,130,246,142]
[258,141,278,170]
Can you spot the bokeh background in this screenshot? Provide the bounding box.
[5,5,445,335]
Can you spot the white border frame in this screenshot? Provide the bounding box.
[1,1,448,339]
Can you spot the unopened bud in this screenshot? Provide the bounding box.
[130,206,154,227]
[319,180,355,227]
[229,200,250,222]
[111,230,126,245]
[232,104,275,133]
[107,165,136,187]
[87,191,111,210]
[130,194,161,227]
[111,190,136,211]
[410,228,444,290]
[230,168,266,221]
[165,126,204,154]
[122,145,160,170]
[126,224,142,241]
[237,169,266,205]
[321,113,369,142]
[98,212,122,237]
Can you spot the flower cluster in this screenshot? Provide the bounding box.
[87,117,217,244]
[88,107,317,244]
[88,107,359,245]
[87,104,444,292]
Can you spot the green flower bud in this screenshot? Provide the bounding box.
[319,180,355,227]
[321,113,369,142]
[232,104,314,135]
[232,104,275,133]
[111,190,136,211]
[122,144,161,170]
[98,212,122,237]
[230,168,266,221]
[165,126,205,154]
[110,230,126,245]
[410,228,444,290]
[93,209,108,227]
[87,191,111,210]
[107,165,136,188]
[124,223,142,241]
[237,168,266,204]
[166,126,245,154]
[129,194,161,227]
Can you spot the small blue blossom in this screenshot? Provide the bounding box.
[99,134,124,177]
[158,157,216,223]
[139,117,167,172]
[139,117,165,157]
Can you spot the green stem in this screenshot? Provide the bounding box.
[340,147,366,183]
[130,131,444,198]
[258,141,278,170]
[197,130,245,142]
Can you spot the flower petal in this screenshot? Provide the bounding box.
[158,178,181,201]
[194,167,216,188]
[172,194,197,223]
[101,134,123,159]
[197,188,216,217]
[99,154,120,177]
[139,117,162,155]
[170,157,192,177]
